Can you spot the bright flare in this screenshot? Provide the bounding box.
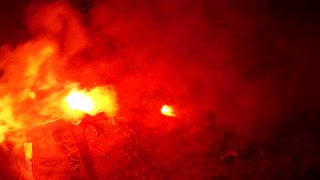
[63,85,118,120]
[66,91,94,113]
[161,105,175,117]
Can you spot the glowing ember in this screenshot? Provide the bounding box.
[161,105,175,117]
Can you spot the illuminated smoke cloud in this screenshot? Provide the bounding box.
[84,0,280,134]
[0,0,278,141]
[2,0,316,148]
[1,0,319,179]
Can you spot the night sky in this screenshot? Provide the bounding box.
[0,0,319,179]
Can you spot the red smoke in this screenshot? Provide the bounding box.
[0,0,319,179]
